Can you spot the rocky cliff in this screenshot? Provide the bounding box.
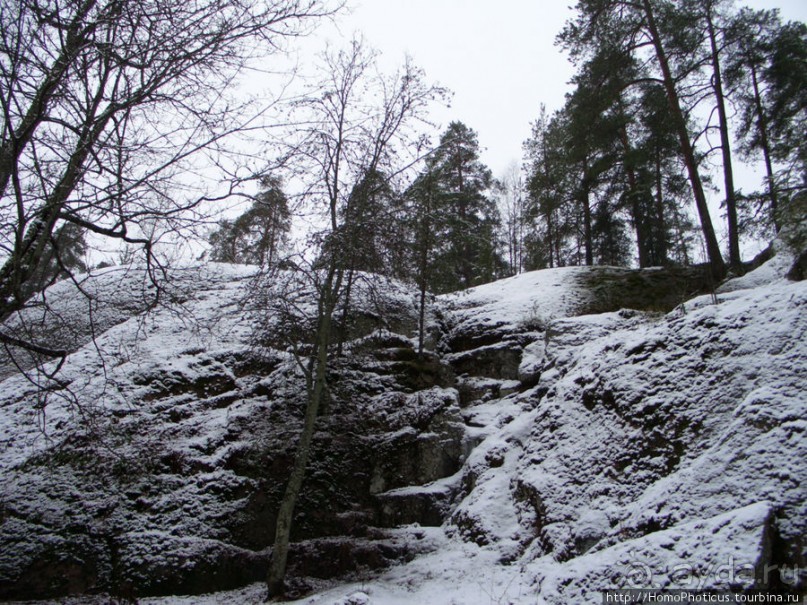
[0,248,804,604]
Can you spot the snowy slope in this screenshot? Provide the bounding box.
[0,263,260,472]
[261,257,804,605]
[1,250,805,604]
[439,266,590,335]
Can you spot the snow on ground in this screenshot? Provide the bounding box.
[718,238,795,294]
[439,267,590,337]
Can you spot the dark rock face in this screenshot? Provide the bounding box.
[369,421,465,496]
[286,536,421,580]
[376,487,455,528]
[113,534,268,598]
[2,262,804,602]
[1,536,109,600]
[786,248,807,281]
[0,333,463,600]
[448,342,522,381]
[577,265,715,314]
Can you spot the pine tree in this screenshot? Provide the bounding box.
[725,8,783,234]
[560,0,727,278]
[563,45,632,267]
[330,168,407,277]
[405,166,443,355]
[209,177,290,266]
[328,168,411,352]
[765,21,807,176]
[725,10,805,236]
[22,222,88,300]
[419,121,504,293]
[631,83,695,266]
[524,106,569,270]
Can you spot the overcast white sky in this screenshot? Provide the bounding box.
[305,0,807,181]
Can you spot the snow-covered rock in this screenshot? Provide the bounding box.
[537,502,777,603]
[1,249,805,604]
[0,267,460,600]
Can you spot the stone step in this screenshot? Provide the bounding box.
[374,472,462,528]
[456,375,521,407]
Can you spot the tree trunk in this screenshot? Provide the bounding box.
[335,267,355,357]
[546,210,555,269]
[516,193,524,273]
[455,157,473,288]
[619,127,650,267]
[416,175,434,356]
[542,145,556,269]
[583,192,593,266]
[641,0,726,279]
[416,230,429,357]
[654,146,669,265]
[581,158,593,266]
[706,3,741,269]
[417,279,428,357]
[0,105,114,319]
[266,267,341,599]
[748,61,780,231]
[672,203,691,265]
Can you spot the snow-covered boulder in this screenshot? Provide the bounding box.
[537,503,777,603]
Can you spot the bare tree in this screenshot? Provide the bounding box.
[261,38,444,599]
[495,162,526,276]
[0,0,338,364]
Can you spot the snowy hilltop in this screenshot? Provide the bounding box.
[0,247,805,604]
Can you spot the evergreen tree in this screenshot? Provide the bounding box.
[560,0,727,278]
[765,20,807,176]
[417,121,504,293]
[523,106,571,270]
[22,222,88,300]
[328,168,412,352]
[564,45,633,267]
[725,8,783,234]
[525,51,643,269]
[725,10,806,236]
[631,83,695,266]
[593,197,632,266]
[405,166,444,355]
[329,168,408,278]
[662,0,743,268]
[209,177,290,266]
